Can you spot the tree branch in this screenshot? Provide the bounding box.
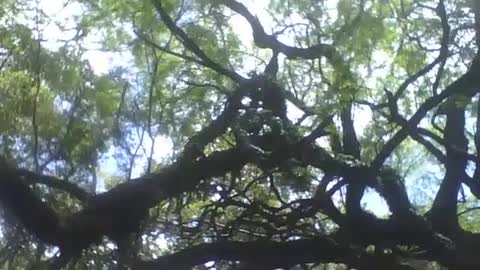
[372,62,480,171]
[223,0,336,60]
[152,0,245,83]
[132,237,353,270]
[16,169,90,202]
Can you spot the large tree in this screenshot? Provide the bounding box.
[0,0,480,269]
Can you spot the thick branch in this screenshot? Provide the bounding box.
[0,164,64,246]
[133,237,352,270]
[133,210,459,270]
[430,102,468,234]
[340,103,364,216]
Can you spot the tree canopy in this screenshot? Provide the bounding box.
[0,0,480,269]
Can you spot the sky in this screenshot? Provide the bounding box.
[39,0,132,72]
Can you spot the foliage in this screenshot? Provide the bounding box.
[0,0,478,269]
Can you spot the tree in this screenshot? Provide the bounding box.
[0,0,479,269]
